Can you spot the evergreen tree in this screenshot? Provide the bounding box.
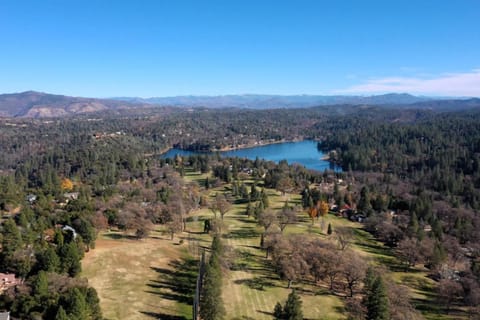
[250,184,259,201]
[364,267,376,292]
[239,182,249,199]
[200,237,226,320]
[55,306,68,320]
[283,289,303,320]
[65,288,88,320]
[245,201,254,217]
[408,211,419,236]
[0,218,23,270]
[1,218,22,254]
[254,201,264,218]
[54,228,65,246]
[37,246,61,272]
[261,188,270,208]
[365,275,389,320]
[358,186,373,215]
[59,241,82,276]
[273,302,284,320]
[205,177,210,189]
[211,235,223,257]
[33,271,49,297]
[85,287,103,320]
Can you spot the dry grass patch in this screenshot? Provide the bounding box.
[83,230,192,320]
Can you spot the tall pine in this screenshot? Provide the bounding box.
[200,237,225,320]
[364,272,389,320]
[283,289,303,320]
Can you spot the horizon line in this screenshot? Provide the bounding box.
[2,90,478,100]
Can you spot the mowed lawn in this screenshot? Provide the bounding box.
[82,184,354,320]
[82,229,195,320]
[206,187,349,320]
[84,174,456,320]
[221,210,347,320]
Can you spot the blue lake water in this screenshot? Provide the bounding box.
[162,140,340,172]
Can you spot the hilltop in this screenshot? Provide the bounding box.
[0,91,152,118]
[1,91,480,118]
[113,93,433,108]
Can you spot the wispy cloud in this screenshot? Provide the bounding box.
[337,69,480,97]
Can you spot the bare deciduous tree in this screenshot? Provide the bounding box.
[209,193,232,220]
[335,226,354,251]
[277,204,297,233]
[342,251,366,297]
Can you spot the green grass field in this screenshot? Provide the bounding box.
[83,169,464,320]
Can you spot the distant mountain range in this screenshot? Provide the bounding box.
[1,91,479,118]
[112,93,434,108]
[0,91,152,118]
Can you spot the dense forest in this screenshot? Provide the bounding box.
[1,104,480,319]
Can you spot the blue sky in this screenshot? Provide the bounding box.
[1,0,479,97]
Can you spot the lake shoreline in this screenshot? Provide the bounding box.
[159,138,309,156]
[214,138,305,152]
[160,140,341,172]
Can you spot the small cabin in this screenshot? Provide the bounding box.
[0,273,18,292]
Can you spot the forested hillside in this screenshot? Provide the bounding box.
[1,105,480,319]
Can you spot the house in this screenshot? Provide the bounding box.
[350,214,366,223]
[0,273,18,292]
[63,192,79,201]
[0,311,10,320]
[423,224,432,232]
[62,225,77,239]
[26,194,37,204]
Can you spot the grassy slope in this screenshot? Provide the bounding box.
[83,169,464,320]
[82,230,195,320]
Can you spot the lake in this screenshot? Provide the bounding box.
[161,140,341,172]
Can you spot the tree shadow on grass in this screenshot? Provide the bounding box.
[234,198,250,205]
[256,310,274,316]
[147,257,199,310]
[234,276,276,291]
[236,217,257,224]
[227,227,261,239]
[103,232,138,240]
[353,229,410,272]
[140,310,188,320]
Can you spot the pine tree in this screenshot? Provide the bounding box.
[33,271,49,297]
[200,237,226,320]
[261,189,270,208]
[245,201,254,217]
[254,201,264,218]
[205,177,210,189]
[1,218,23,254]
[85,287,103,320]
[0,218,23,270]
[250,184,259,201]
[273,302,284,319]
[358,186,373,215]
[364,267,376,292]
[365,275,389,320]
[283,289,303,320]
[59,241,82,276]
[66,288,88,320]
[327,223,333,235]
[55,306,68,320]
[408,211,419,236]
[211,235,223,257]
